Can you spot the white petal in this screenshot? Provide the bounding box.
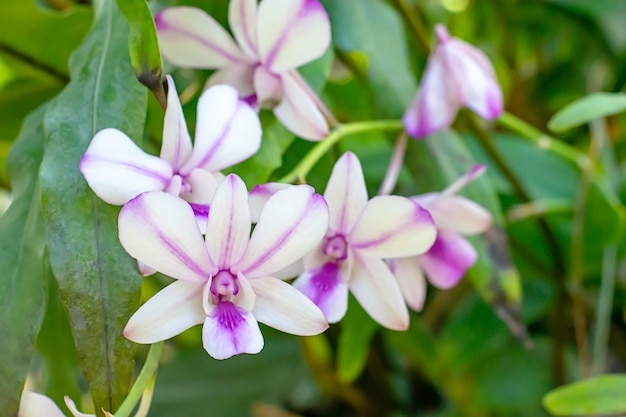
[413,193,492,235]
[389,257,427,312]
[124,280,205,344]
[257,0,331,72]
[254,65,283,108]
[181,169,223,204]
[236,184,329,278]
[63,397,95,417]
[250,276,328,335]
[138,260,157,277]
[324,152,368,234]
[403,53,458,139]
[118,191,216,281]
[421,231,477,289]
[292,261,349,323]
[228,0,259,59]
[180,85,261,174]
[350,196,437,258]
[80,128,172,205]
[274,72,328,140]
[205,174,251,268]
[206,64,256,98]
[248,182,292,223]
[155,7,250,68]
[349,254,409,331]
[19,392,66,417]
[160,75,192,171]
[202,303,263,359]
[273,258,304,280]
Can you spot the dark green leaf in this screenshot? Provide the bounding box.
[548,92,626,133]
[337,297,378,383]
[39,0,146,414]
[543,374,626,416]
[0,104,49,415]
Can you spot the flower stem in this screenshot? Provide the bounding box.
[378,132,408,195]
[114,342,164,417]
[278,120,404,183]
[591,245,617,375]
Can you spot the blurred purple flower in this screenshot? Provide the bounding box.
[403,24,503,139]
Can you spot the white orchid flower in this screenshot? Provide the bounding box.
[80,75,261,232]
[292,152,437,330]
[403,24,503,139]
[389,166,493,311]
[18,392,114,417]
[119,174,330,359]
[155,0,331,140]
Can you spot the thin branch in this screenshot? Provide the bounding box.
[0,42,69,84]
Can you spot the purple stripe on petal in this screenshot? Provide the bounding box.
[155,226,212,278]
[293,262,349,323]
[80,156,172,183]
[192,104,239,169]
[202,302,264,359]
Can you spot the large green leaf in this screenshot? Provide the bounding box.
[548,92,626,133]
[39,0,146,414]
[321,0,416,118]
[0,105,49,415]
[543,374,626,415]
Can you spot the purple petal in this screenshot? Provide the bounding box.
[228,0,259,59]
[421,231,477,289]
[388,257,427,311]
[413,193,492,235]
[274,71,328,140]
[250,276,328,335]
[202,302,264,359]
[350,253,409,331]
[236,184,329,279]
[80,128,172,205]
[293,261,349,323]
[124,280,205,344]
[350,196,437,258]
[160,75,192,171]
[118,191,217,281]
[205,174,251,268]
[155,7,251,68]
[324,152,368,235]
[179,85,261,174]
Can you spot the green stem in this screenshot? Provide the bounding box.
[114,342,164,417]
[591,246,617,376]
[278,120,404,183]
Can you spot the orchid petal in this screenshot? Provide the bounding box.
[274,72,328,140]
[324,152,368,234]
[228,0,259,59]
[389,257,427,311]
[293,261,349,323]
[205,174,251,268]
[19,392,66,417]
[80,128,172,205]
[206,64,256,98]
[180,85,261,174]
[236,184,329,279]
[257,0,331,72]
[250,276,328,335]
[235,272,257,312]
[248,182,291,223]
[413,193,492,235]
[138,260,157,277]
[253,65,283,108]
[403,53,457,139]
[350,196,436,258]
[421,231,477,289]
[63,397,96,417]
[155,7,250,68]
[350,254,409,331]
[202,303,263,359]
[160,75,192,171]
[119,192,216,281]
[124,280,205,344]
[181,169,222,205]
[273,258,304,280]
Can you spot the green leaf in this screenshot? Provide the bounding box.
[39,0,146,414]
[321,0,416,117]
[0,104,49,415]
[548,92,626,133]
[543,374,626,415]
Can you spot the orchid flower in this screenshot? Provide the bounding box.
[389,166,493,311]
[80,75,261,232]
[18,392,113,417]
[403,24,503,139]
[119,174,330,359]
[292,152,437,330]
[155,0,331,140]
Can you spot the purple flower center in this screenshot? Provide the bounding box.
[323,234,348,261]
[215,301,245,331]
[309,262,341,304]
[210,270,239,303]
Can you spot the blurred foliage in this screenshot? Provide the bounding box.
[2,0,626,416]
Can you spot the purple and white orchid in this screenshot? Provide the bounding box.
[403,24,503,139]
[119,174,330,359]
[155,0,331,140]
[80,75,261,232]
[389,166,493,311]
[292,152,437,330]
